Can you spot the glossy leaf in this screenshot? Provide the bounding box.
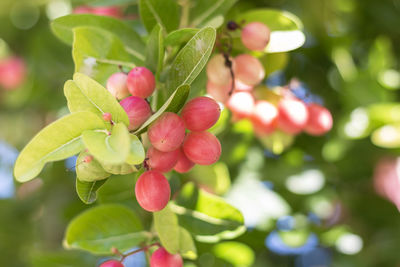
[126,135,145,165]
[64,204,149,254]
[82,123,130,165]
[76,150,111,182]
[189,0,237,28]
[51,14,145,63]
[14,111,106,183]
[76,178,108,204]
[64,73,129,128]
[164,28,199,47]
[145,24,164,78]
[166,27,216,92]
[139,0,180,33]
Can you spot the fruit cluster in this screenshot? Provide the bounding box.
[206,22,333,138]
[104,67,221,213]
[0,56,26,90]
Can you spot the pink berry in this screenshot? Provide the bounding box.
[226,91,255,119]
[206,81,231,103]
[120,96,152,131]
[106,72,130,100]
[83,155,93,163]
[148,112,186,152]
[100,260,124,267]
[251,101,278,135]
[92,6,123,18]
[103,112,112,122]
[183,132,221,165]
[173,148,195,173]
[241,22,271,51]
[304,103,333,136]
[233,54,265,86]
[150,247,183,267]
[127,67,156,98]
[135,171,170,212]
[181,96,221,132]
[206,54,234,86]
[278,98,309,134]
[147,146,179,173]
[234,79,253,92]
[73,5,93,14]
[0,56,26,90]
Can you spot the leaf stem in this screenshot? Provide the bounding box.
[179,0,191,28]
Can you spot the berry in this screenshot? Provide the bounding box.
[73,5,93,14]
[241,22,271,51]
[181,96,221,132]
[206,81,231,103]
[206,54,234,86]
[135,171,171,212]
[278,98,309,134]
[148,112,186,152]
[233,54,265,86]
[92,6,123,18]
[251,101,278,135]
[103,113,112,122]
[0,57,26,90]
[127,67,156,98]
[147,146,179,173]
[150,247,183,267]
[183,132,221,165]
[100,260,124,267]
[106,72,130,100]
[304,103,333,136]
[120,96,152,131]
[234,79,253,92]
[226,91,255,119]
[173,148,195,173]
[83,155,93,163]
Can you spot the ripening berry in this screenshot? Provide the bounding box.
[83,155,93,163]
[206,81,231,103]
[226,91,255,119]
[72,5,92,14]
[206,54,234,86]
[241,22,271,51]
[150,247,183,267]
[183,132,221,165]
[278,98,309,134]
[127,67,156,98]
[106,72,130,100]
[251,101,278,135]
[120,96,152,131]
[304,103,333,136]
[135,171,171,212]
[235,79,253,92]
[103,112,112,122]
[174,148,195,173]
[91,6,123,18]
[148,112,186,152]
[233,54,265,86]
[181,96,221,132]
[147,146,179,173]
[0,57,26,90]
[100,260,124,267]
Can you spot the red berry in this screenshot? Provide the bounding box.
[135,171,171,212]
[120,96,152,131]
[206,54,234,86]
[0,57,26,90]
[241,22,271,51]
[277,98,309,134]
[150,247,183,267]
[173,148,195,173]
[100,260,124,267]
[147,146,179,173]
[183,132,221,165]
[103,112,112,122]
[251,101,278,135]
[226,91,255,119]
[206,81,231,103]
[73,5,93,14]
[148,112,186,152]
[234,79,253,92]
[233,54,265,86]
[106,72,130,100]
[91,6,123,18]
[181,96,221,132]
[127,67,156,98]
[304,103,333,136]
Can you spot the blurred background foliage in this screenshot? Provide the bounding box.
[2,0,400,266]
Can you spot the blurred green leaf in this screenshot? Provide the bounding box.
[212,242,255,267]
[187,163,231,195]
[139,0,180,33]
[76,178,108,204]
[371,124,400,148]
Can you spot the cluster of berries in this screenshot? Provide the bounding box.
[0,56,26,90]
[206,22,333,137]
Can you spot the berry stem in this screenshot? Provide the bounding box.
[119,242,160,261]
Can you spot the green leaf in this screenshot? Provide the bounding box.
[133,84,190,135]
[164,28,199,47]
[126,134,145,165]
[139,0,180,33]
[72,26,137,85]
[166,27,216,92]
[76,150,111,182]
[178,228,197,260]
[98,173,141,203]
[31,250,97,267]
[235,9,305,53]
[82,123,130,165]
[187,163,231,195]
[64,204,149,254]
[101,163,138,175]
[212,242,255,267]
[189,0,238,28]
[64,73,129,128]
[371,124,400,148]
[14,111,106,183]
[51,14,145,63]
[76,178,108,204]
[260,52,289,77]
[145,24,164,78]
[171,182,245,243]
